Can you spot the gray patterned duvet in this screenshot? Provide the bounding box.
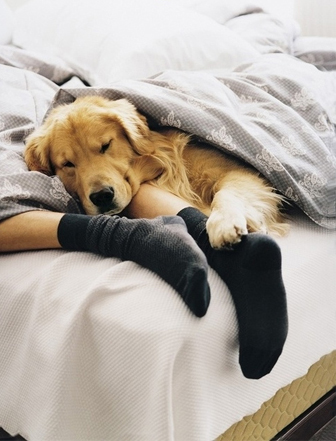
[1,39,336,229]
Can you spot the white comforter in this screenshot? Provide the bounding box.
[0,210,335,440]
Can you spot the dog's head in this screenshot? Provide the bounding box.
[25,96,163,215]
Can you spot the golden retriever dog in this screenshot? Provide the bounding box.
[25,96,288,248]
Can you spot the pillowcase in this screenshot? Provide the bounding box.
[0,0,14,44]
[13,0,259,86]
[177,0,263,24]
[173,0,237,23]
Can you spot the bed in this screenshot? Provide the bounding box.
[0,1,335,440]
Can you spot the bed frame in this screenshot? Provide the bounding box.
[1,387,335,441]
[272,386,336,441]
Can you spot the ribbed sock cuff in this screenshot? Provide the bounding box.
[177,207,207,241]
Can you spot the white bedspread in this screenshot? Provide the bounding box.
[0,209,335,441]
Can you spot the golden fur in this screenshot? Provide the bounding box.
[25,96,288,248]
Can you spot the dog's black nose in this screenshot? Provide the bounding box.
[90,187,114,208]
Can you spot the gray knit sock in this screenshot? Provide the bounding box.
[178,207,288,378]
[58,213,211,317]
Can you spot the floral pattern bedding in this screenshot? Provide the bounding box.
[1,13,336,229]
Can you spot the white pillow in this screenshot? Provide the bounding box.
[13,0,259,85]
[173,0,237,23]
[177,0,263,24]
[0,0,14,44]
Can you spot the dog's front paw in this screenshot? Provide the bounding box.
[206,210,248,249]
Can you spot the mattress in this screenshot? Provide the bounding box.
[217,351,336,440]
[0,208,335,441]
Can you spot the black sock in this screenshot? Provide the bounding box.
[57,213,210,317]
[178,207,288,379]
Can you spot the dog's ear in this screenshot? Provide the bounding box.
[106,99,154,154]
[24,126,53,175]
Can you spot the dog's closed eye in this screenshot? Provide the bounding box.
[100,141,112,154]
[63,161,75,168]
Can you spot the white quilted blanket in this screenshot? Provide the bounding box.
[0,210,335,440]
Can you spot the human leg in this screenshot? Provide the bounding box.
[57,213,210,317]
[178,207,288,379]
[0,211,64,252]
[126,185,288,377]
